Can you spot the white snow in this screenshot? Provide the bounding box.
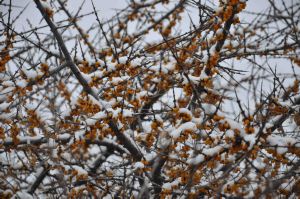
[231,40,239,48]
[235,27,244,35]
[216,29,223,36]
[158,132,171,149]
[162,179,180,190]
[0,86,14,95]
[87,94,102,107]
[243,134,256,149]
[111,76,130,85]
[202,103,217,115]
[164,62,175,72]
[40,1,51,9]
[187,154,205,165]
[14,191,33,199]
[202,54,209,63]
[48,138,57,148]
[133,162,145,169]
[73,165,88,175]
[12,161,23,169]
[16,79,27,88]
[225,130,235,138]
[89,145,101,156]
[91,71,104,79]
[107,62,116,71]
[0,102,10,111]
[22,69,38,80]
[122,109,133,117]
[2,80,14,87]
[267,135,296,154]
[253,157,266,170]
[0,73,9,81]
[162,182,172,190]
[26,174,36,184]
[57,133,71,140]
[203,145,222,156]
[267,135,296,146]
[81,73,92,84]
[0,135,43,145]
[200,70,209,80]
[118,56,128,64]
[179,108,192,117]
[170,122,197,139]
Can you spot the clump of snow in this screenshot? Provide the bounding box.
[164,62,175,72]
[243,134,256,149]
[107,62,116,71]
[91,71,104,79]
[0,102,10,111]
[179,108,192,117]
[106,108,133,119]
[118,56,127,64]
[223,118,243,132]
[57,133,71,140]
[150,65,168,74]
[40,1,51,9]
[111,76,130,85]
[187,154,205,165]
[144,151,156,162]
[203,145,222,156]
[73,166,88,175]
[133,162,144,170]
[26,174,37,184]
[87,94,102,108]
[89,145,101,156]
[202,103,217,115]
[235,26,244,35]
[162,182,172,190]
[14,191,33,199]
[158,132,171,149]
[131,57,143,67]
[81,73,92,84]
[22,69,38,80]
[225,130,234,138]
[48,138,57,148]
[231,40,239,48]
[136,90,153,99]
[0,73,9,81]
[12,161,23,169]
[267,135,296,154]
[192,117,204,126]
[25,103,36,110]
[170,122,197,139]
[162,179,180,190]
[280,179,296,192]
[122,109,133,117]
[216,29,223,36]
[2,80,14,87]
[0,86,14,96]
[253,157,266,170]
[16,79,27,88]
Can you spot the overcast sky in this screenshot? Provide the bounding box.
[2,0,271,32]
[2,0,296,79]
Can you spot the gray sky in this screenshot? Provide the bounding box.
[1,0,126,32]
[2,0,271,32]
[2,0,297,85]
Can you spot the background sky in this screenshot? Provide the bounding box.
[2,0,271,32]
